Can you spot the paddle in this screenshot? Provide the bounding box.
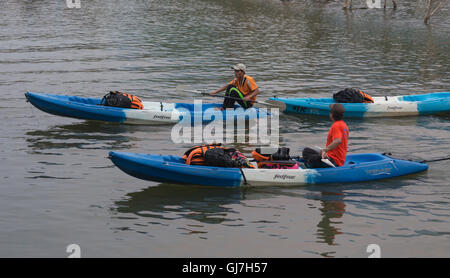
[321,158,336,168]
[186,90,286,109]
[314,146,336,168]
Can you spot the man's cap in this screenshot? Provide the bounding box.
[231,63,246,72]
[329,103,345,114]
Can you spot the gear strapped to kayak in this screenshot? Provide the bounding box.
[100,91,144,109]
[251,147,301,169]
[333,88,374,103]
[182,144,254,168]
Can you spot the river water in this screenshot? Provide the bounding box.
[0,0,449,257]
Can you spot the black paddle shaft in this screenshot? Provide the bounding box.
[202,93,255,103]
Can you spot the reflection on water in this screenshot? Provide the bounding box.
[112,183,346,255]
[316,191,346,248]
[114,184,245,225]
[431,112,450,122]
[303,180,418,257]
[25,121,169,152]
[26,123,133,151]
[304,186,346,257]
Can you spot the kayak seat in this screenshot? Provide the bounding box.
[343,153,388,166]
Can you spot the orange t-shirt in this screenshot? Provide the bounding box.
[228,75,258,102]
[326,120,349,166]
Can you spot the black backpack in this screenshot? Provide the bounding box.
[100,91,144,109]
[100,91,131,108]
[204,148,253,168]
[204,148,235,168]
[333,88,364,103]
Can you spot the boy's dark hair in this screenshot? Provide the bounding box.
[330,103,345,121]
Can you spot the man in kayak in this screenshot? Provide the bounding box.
[209,63,260,110]
[303,103,349,168]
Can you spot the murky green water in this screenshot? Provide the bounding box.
[0,0,449,257]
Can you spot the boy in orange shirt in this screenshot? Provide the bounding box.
[303,103,349,168]
[209,63,259,109]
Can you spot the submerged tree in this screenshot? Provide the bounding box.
[343,0,398,9]
[339,0,448,24]
[424,0,448,24]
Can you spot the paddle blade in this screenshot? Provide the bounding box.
[263,99,286,111]
[321,158,336,168]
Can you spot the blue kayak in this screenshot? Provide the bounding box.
[109,151,428,187]
[25,92,268,125]
[269,92,450,118]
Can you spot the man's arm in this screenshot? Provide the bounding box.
[321,138,342,159]
[209,84,229,96]
[243,87,259,101]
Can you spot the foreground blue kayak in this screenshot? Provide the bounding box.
[109,151,428,187]
[25,92,268,125]
[269,92,450,118]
